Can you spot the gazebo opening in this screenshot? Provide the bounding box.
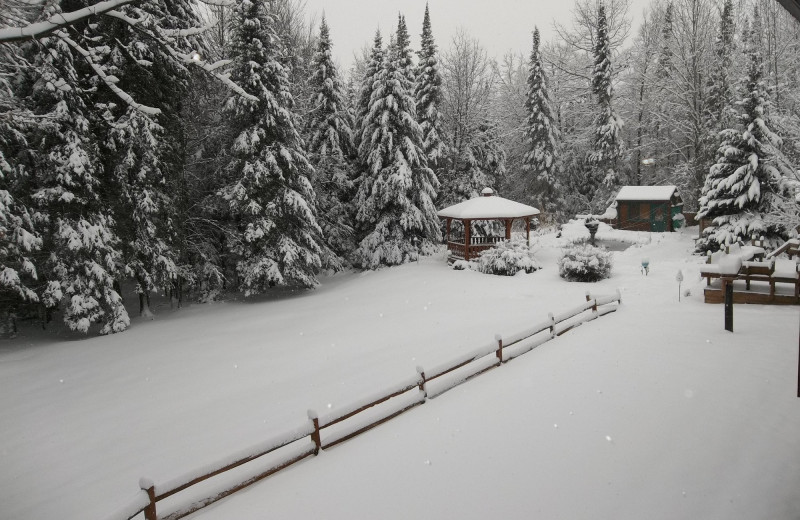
[437,188,540,262]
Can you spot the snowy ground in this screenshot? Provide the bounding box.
[1,225,799,520]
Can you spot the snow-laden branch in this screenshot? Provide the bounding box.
[0,0,136,43]
[56,30,161,116]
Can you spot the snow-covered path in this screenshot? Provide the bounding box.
[1,227,798,520]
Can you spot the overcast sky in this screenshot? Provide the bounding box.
[301,0,653,71]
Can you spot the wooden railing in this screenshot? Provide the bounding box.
[447,236,506,260]
[105,291,621,520]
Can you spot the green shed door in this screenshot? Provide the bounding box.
[651,204,666,232]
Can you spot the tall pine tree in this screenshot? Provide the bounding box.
[414,3,445,168]
[306,16,355,264]
[522,26,561,216]
[20,0,129,333]
[220,0,325,293]
[585,1,624,213]
[697,11,794,249]
[354,15,440,268]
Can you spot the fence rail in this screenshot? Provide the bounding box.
[106,290,621,520]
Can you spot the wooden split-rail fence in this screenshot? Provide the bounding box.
[107,290,622,520]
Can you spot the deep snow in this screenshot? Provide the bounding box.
[0,225,798,520]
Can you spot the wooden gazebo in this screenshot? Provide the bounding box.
[437,188,540,261]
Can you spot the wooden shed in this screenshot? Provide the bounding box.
[615,186,684,232]
[437,188,540,262]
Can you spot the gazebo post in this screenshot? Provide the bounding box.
[464,219,471,261]
[526,217,530,246]
[505,219,512,241]
[446,218,451,243]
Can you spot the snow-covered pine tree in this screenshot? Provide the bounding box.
[306,16,355,263]
[19,0,129,333]
[220,0,325,293]
[701,0,736,180]
[657,1,674,80]
[0,116,42,325]
[585,1,624,213]
[353,14,441,268]
[89,0,201,314]
[354,30,385,156]
[696,11,794,250]
[414,3,445,169]
[523,26,562,215]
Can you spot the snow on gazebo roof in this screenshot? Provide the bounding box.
[437,188,540,220]
[615,185,679,201]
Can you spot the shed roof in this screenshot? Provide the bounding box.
[437,189,540,219]
[615,185,678,201]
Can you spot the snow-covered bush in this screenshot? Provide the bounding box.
[474,238,540,276]
[558,240,612,282]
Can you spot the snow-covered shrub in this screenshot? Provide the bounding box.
[558,240,612,282]
[475,238,540,276]
[451,260,471,271]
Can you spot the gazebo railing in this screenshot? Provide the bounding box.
[446,237,505,260]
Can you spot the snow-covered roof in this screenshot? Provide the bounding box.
[437,189,540,219]
[615,185,678,201]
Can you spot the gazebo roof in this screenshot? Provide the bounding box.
[437,188,540,220]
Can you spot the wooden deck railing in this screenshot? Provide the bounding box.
[105,291,621,520]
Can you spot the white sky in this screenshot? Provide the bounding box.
[302,0,654,71]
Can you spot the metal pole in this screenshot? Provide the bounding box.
[724,279,733,332]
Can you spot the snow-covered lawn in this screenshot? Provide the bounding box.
[1,226,798,520]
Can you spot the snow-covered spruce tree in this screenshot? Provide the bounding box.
[414,3,445,169]
[0,117,42,326]
[696,12,794,250]
[354,15,441,268]
[306,16,355,264]
[220,0,325,293]
[19,0,129,333]
[523,26,562,215]
[89,0,202,314]
[701,0,736,179]
[354,30,385,156]
[585,1,624,213]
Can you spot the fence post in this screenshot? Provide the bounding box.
[548,312,556,338]
[308,410,321,455]
[616,288,622,305]
[495,334,503,364]
[416,366,427,399]
[139,478,156,520]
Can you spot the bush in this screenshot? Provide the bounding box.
[474,238,540,276]
[558,240,612,282]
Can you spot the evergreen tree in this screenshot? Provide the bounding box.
[220,0,325,293]
[306,16,355,263]
[20,0,129,333]
[585,1,624,213]
[522,26,561,214]
[354,30,385,156]
[93,0,203,314]
[354,15,440,268]
[705,0,736,133]
[0,116,41,323]
[414,3,445,168]
[697,12,794,249]
[657,2,674,79]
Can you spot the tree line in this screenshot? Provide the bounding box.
[0,0,798,334]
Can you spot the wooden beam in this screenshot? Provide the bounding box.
[464,219,471,261]
[777,0,800,22]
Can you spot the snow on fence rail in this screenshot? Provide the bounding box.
[105,290,621,520]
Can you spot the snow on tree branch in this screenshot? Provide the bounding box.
[0,0,136,43]
[56,31,162,116]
